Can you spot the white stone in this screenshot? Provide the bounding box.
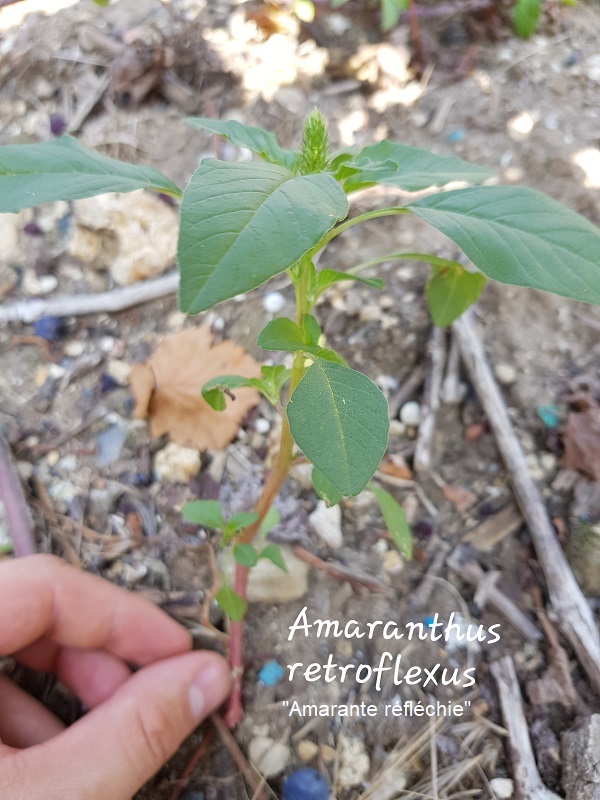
[64,341,86,358]
[255,418,271,435]
[382,549,404,574]
[297,739,319,762]
[338,735,370,788]
[263,291,286,314]
[290,461,314,492]
[106,359,132,386]
[248,736,291,778]
[309,500,343,549]
[490,777,514,798]
[494,363,517,386]
[400,401,421,427]
[153,443,200,483]
[219,545,310,603]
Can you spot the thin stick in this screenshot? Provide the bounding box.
[453,310,600,694]
[210,714,268,800]
[490,656,561,800]
[0,272,178,324]
[0,433,36,556]
[414,326,446,473]
[293,545,391,595]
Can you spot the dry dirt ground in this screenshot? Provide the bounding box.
[1,0,600,798]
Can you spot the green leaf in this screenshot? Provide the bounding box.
[370,484,412,558]
[512,0,541,37]
[181,500,225,530]
[0,136,181,213]
[178,160,348,314]
[342,141,494,193]
[302,314,321,347]
[259,544,289,572]
[257,319,307,352]
[233,543,259,568]
[92,0,110,6]
[260,506,281,536]
[381,0,408,30]
[216,581,247,621]
[312,467,343,506]
[313,348,348,366]
[316,268,385,298]
[426,265,487,326]
[227,512,259,533]
[201,375,257,411]
[287,361,389,496]
[409,185,600,306]
[185,117,296,171]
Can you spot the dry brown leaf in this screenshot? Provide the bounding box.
[562,407,600,482]
[379,453,413,480]
[130,326,261,450]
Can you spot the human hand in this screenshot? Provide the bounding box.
[0,554,231,800]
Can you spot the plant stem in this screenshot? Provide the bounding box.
[347,252,464,275]
[310,207,411,257]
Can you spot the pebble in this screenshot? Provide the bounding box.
[17,461,34,481]
[382,549,404,575]
[96,421,128,467]
[297,740,319,762]
[399,401,421,427]
[255,418,271,435]
[319,744,335,763]
[283,768,329,800]
[263,291,286,314]
[33,316,63,341]
[219,545,309,603]
[153,444,201,483]
[46,450,60,467]
[338,735,370,788]
[358,303,382,322]
[248,736,291,778]
[490,777,514,798]
[64,340,86,358]
[308,500,343,549]
[48,480,78,507]
[105,359,132,387]
[586,54,600,82]
[290,461,314,492]
[494,363,517,386]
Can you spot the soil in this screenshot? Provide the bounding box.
[1,0,600,798]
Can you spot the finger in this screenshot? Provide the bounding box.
[10,651,231,800]
[0,555,191,665]
[0,675,64,747]
[15,639,132,709]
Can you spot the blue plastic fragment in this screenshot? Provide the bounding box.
[446,129,466,143]
[423,615,436,629]
[33,316,64,342]
[536,404,559,429]
[282,768,329,800]
[257,659,284,686]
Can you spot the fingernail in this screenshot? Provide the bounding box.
[188,657,231,721]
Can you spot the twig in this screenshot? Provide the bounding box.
[0,432,36,556]
[293,545,391,595]
[414,326,446,473]
[389,365,425,419]
[441,338,465,404]
[453,309,600,694]
[490,656,561,800]
[407,541,450,608]
[210,714,268,800]
[0,272,178,324]
[168,730,212,800]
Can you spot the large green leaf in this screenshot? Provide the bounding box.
[0,136,181,212]
[409,186,600,305]
[341,141,494,192]
[178,160,348,314]
[185,117,296,170]
[287,361,389,496]
[426,265,487,326]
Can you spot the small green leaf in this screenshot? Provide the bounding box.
[92,0,110,6]
[259,544,289,572]
[216,581,247,621]
[313,348,348,366]
[260,506,281,536]
[316,269,385,298]
[370,484,412,558]
[202,375,256,410]
[312,467,343,506]
[409,185,600,307]
[185,117,296,170]
[257,319,307,352]
[178,160,348,314]
[294,0,315,22]
[302,314,321,347]
[425,265,487,326]
[287,360,389,496]
[512,0,541,37]
[227,512,259,533]
[233,543,259,568]
[381,0,408,30]
[342,141,494,193]
[181,500,225,529]
[0,137,181,213]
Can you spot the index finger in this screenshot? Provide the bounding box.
[0,555,192,665]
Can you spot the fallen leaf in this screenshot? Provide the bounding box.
[562,407,600,482]
[379,453,413,480]
[130,326,261,450]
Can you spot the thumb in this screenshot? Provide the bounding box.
[14,651,231,800]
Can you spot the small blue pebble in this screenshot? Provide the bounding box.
[283,768,329,800]
[100,374,119,394]
[33,316,64,342]
[536,404,559,430]
[257,659,284,686]
[446,129,466,143]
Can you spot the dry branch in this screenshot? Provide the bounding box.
[562,715,600,800]
[414,326,446,473]
[490,656,562,800]
[0,272,178,324]
[453,310,600,695]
